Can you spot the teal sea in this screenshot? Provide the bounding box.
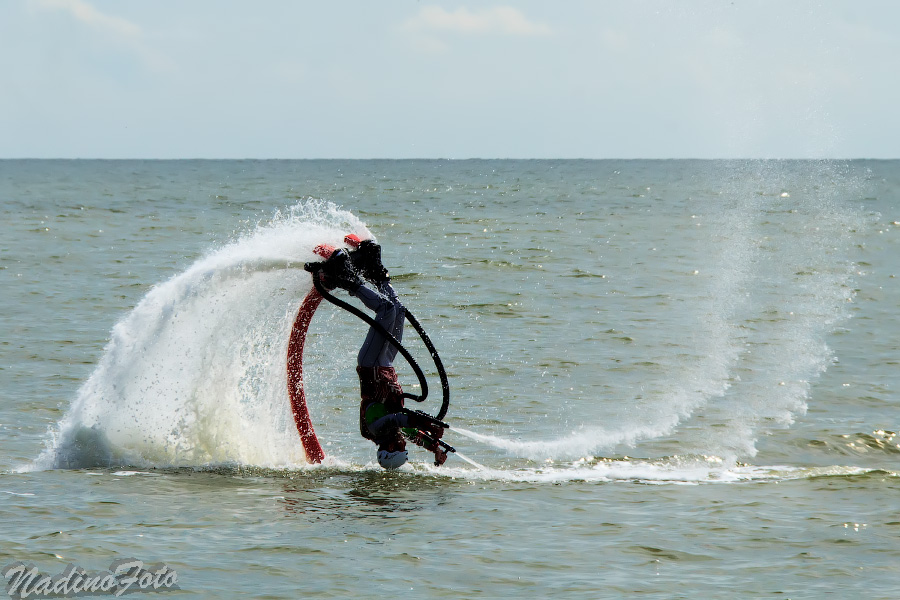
[1,160,898,598]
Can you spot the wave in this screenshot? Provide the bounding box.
[49,456,897,487]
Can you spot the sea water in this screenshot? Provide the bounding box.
[0,160,897,598]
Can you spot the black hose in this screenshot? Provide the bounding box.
[311,277,450,420]
[404,311,451,421]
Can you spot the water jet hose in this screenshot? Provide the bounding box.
[286,286,327,463]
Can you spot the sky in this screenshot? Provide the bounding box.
[1,0,898,159]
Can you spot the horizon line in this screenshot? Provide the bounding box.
[1,156,897,161]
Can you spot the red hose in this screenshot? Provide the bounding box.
[286,286,326,464]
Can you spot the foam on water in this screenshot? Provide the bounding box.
[32,201,370,470]
[215,452,892,486]
[424,458,882,486]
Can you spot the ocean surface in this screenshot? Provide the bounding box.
[1,159,898,598]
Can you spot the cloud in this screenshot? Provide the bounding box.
[31,0,141,38]
[402,5,553,37]
[29,0,173,72]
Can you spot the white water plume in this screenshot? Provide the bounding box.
[34,201,370,470]
[453,163,865,463]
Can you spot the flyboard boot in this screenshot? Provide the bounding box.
[305,246,363,293]
[346,236,390,285]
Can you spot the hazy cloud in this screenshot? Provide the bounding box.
[402,5,553,37]
[29,0,173,72]
[31,0,141,38]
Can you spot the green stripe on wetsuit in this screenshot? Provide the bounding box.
[364,403,417,439]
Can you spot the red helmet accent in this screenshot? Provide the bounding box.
[313,243,336,259]
[344,234,363,248]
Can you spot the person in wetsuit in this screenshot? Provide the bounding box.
[317,238,446,469]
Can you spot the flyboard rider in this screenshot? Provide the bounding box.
[312,237,447,469]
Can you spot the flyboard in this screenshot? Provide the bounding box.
[286,234,454,465]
